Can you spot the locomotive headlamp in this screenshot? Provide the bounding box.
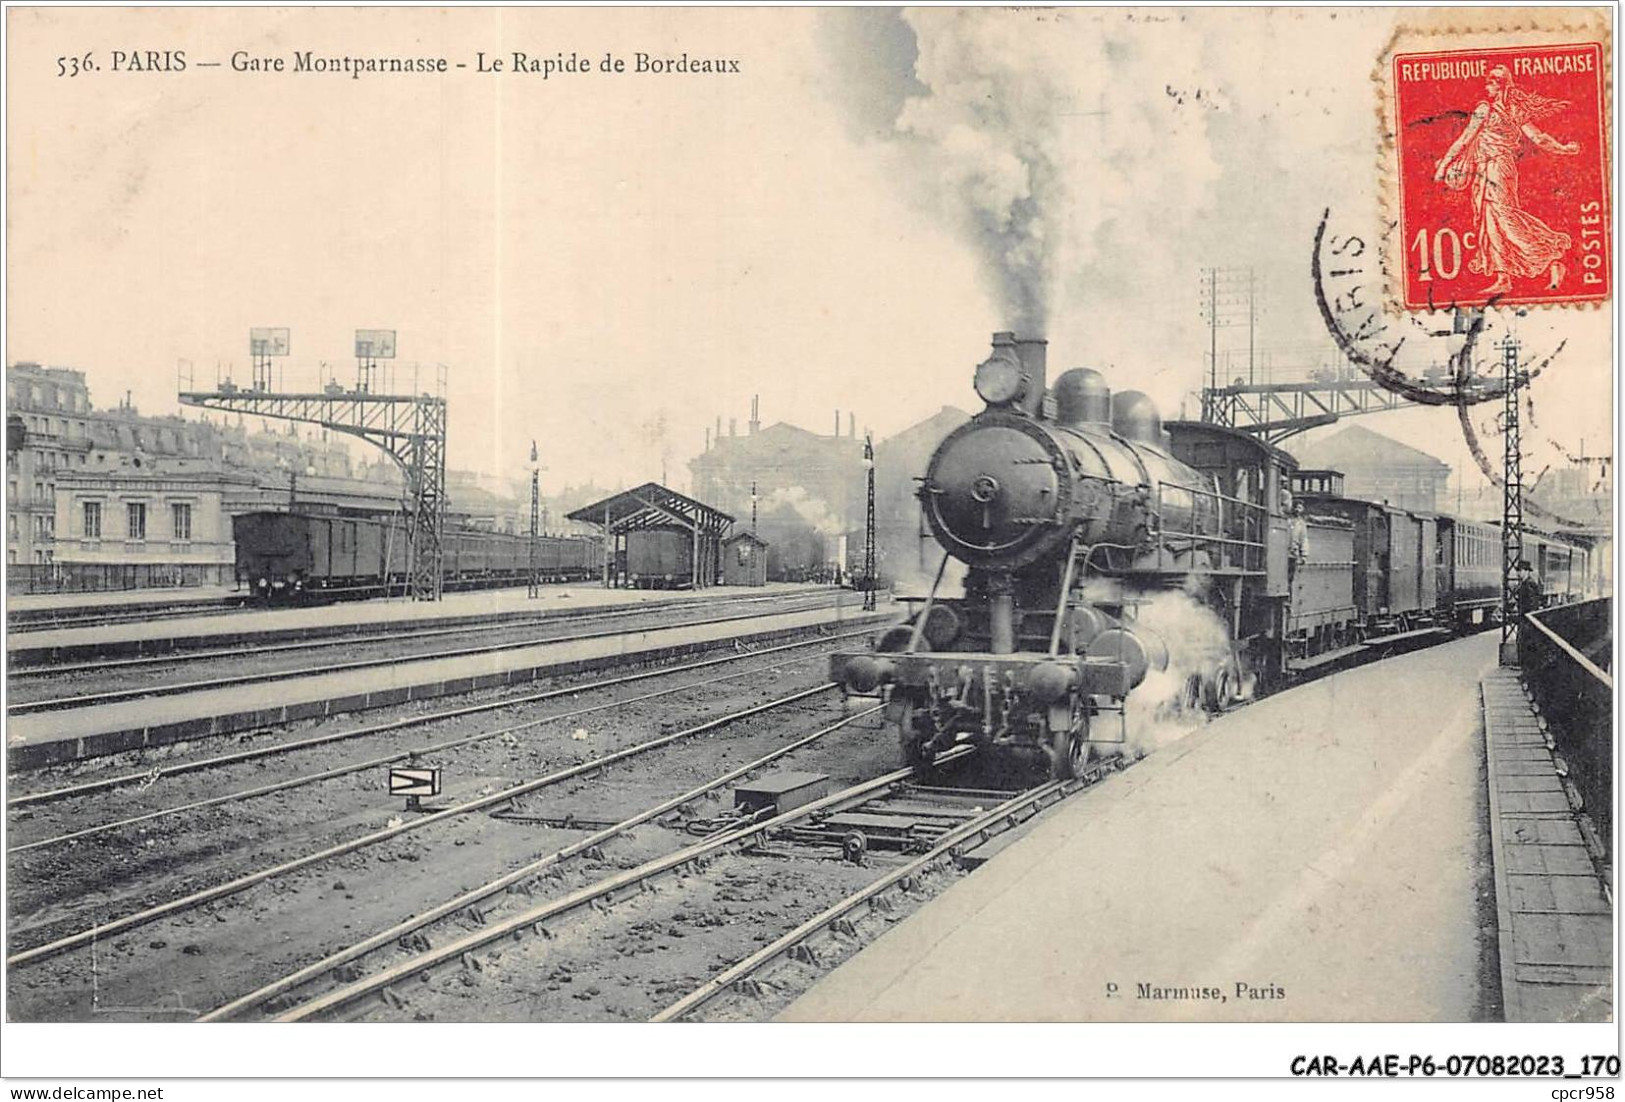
[973,352,1026,407]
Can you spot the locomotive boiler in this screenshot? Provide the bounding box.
[832,331,1285,779]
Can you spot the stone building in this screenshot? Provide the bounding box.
[6,363,93,568]
[1290,424,1451,514]
[53,467,254,587]
[688,400,867,554]
[687,399,971,587]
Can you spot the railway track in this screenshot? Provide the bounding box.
[262,748,1129,1024]
[201,706,893,1021]
[8,586,859,671]
[6,599,249,634]
[7,629,870,811]
[6,577,613,634]
[7,592,863,714]
[6,635,865,853]
[651,771,1113,1022]
[7,679,850,970]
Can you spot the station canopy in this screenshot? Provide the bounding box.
[566,481,734,536]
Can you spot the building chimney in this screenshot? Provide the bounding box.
[848,412,855,438]
[834,410,841,437]
[704,427,711,452]
[749,395,760,436]
[716,415,722,443]
[729,418,737,437]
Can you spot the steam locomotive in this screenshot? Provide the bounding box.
[829,331,1593,780]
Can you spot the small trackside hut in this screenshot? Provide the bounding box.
[721,531,770,587]
[567,482,733,590]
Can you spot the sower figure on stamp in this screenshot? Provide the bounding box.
[1433,64,1580,295]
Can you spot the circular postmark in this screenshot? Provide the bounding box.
[1310,208,1589,529]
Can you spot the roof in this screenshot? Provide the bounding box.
[565,481,733,534]
[1292,424,1450,472]
[723,531,771,548]
[1164,420,1301,469]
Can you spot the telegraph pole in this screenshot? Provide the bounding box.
[1499,335,1524,666]
[528,440,541,599]
[1199,267,1258,423]
[862,433,876,612]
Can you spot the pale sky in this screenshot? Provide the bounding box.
[7,7,1613,496]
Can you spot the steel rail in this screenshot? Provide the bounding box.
[9,589,846,678]
[6,683,838,968]
[9,598,854,714]
[651,765,1119,1023]
[8,648,843,854]
[269,756,965,1023]
[199,704,886,1021]
[8,627,874,810]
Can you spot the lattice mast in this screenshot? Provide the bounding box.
[179,336,448,601]
[863,432,877,612]
[529,440,541,599]
[1499,335,1525,664]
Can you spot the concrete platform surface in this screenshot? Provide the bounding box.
[7,586,235,613]
[783,633,1503,1022]
[7,581,831,656]
[7,602,888,769]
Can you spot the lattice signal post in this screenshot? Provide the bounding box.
[180,346,448,601]
[862,433,876,612]
[528,440,542,600]
[1500,335,1526,665]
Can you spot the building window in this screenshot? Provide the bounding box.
[84,501,101,539]
[127,502,146,541]
[171,502,192,542]
[6,514,15,538]
[33,514,51,540]
[33,480,45,504]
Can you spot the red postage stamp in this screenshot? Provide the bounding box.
[1389,39,1610,310]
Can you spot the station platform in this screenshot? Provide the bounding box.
[6,601,891,772]
[7,585,236,614]
[783,634,1511,1022]
[7,582,834,664]
[1481,668,1612,1022]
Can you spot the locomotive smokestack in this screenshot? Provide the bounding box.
[1014,334,1047,417]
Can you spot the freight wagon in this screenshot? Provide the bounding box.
[233,510,600,600]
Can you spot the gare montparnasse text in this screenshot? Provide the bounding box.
[229,50,740,78]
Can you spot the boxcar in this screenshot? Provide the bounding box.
[1289,493,1436,634]
[625,529,694,588]
[235,510,600,599]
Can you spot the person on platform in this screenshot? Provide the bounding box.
[1515,559,1544,616]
